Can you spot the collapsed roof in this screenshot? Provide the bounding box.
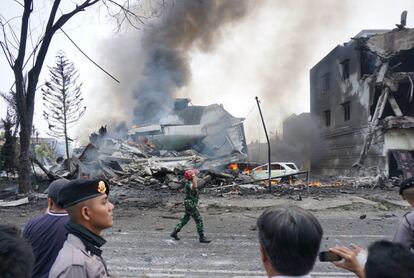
[128,99,248,159]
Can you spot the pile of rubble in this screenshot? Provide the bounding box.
[33,127,254,192]
[31,125,401,196]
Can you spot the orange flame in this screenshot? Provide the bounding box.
[243,168,252,174]
[308,181,322,187]
[228,163,238,171]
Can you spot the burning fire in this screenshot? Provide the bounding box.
[242,168,252,174]
[228,163,238,171]
[308,181,322,187]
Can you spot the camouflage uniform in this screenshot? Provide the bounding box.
[175,181,204,236]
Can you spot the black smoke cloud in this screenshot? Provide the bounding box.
[133,0,250,125]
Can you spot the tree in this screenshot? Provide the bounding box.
[0,0,142,193]
[0,111,17,177]
[1,91,19,137]
[42,51,86,160]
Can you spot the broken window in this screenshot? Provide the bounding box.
[371,83,414,119]
[323,110,331,127]
[389,49,414,72]
[322,73,330,93]
[340,59,350,80]
[360,51,377,76]
[342,101,351,121]
[392,83,414,116]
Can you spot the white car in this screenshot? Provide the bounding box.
[250,162,300,180]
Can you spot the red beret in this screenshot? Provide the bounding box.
[184,169,199,181]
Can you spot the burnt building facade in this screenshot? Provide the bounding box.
[310,28,414,178]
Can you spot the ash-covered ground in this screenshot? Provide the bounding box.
[0,179,410,278]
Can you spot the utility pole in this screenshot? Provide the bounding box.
[255,96,272,191]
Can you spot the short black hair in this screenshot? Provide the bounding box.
[365,240,414,278]
[257,206,323,276]
[399,177,414,195]
[0,225,34,278]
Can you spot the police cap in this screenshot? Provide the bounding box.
[58,179,110,208]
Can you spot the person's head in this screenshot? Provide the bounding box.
[257,206,323,277]
[44,178,70,211]
[58,179,114,235]
[365,240,414,278]
[184,169,199,181]
[0,225,34,278]
[399,178,414,206]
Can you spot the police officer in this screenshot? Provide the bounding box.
[393,177,414,252]
[171,169,211,243]
[49,179,114,278]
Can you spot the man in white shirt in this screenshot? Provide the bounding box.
[257,206,323,278]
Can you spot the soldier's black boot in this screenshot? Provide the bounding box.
[199,234,211,243]
[170,229,180,240]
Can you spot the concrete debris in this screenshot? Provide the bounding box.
[0,197,29,207]
[32,126,257,193]
[29,125,395,196]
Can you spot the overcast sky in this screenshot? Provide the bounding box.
[1,0,413,144]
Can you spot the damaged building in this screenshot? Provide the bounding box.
[310,26,414,179]
[30,98,248,187]
[128,98,248,163]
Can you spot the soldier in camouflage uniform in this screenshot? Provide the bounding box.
[171,169,211,243]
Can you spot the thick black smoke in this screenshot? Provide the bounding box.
[133,0,250,125]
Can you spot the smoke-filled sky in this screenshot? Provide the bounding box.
[1,0,414,143]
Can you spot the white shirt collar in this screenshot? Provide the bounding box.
[47,211,68,216]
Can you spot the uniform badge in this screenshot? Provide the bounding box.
[97,181,107,193]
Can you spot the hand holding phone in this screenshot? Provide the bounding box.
[319,251,342,262]
[327,246,365,278]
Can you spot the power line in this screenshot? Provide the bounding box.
[60,28,120,83]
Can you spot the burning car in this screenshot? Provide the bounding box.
[250,162,300,180]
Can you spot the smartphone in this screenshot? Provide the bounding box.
[318,251,342,262]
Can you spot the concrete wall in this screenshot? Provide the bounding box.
[310,42,383,175]
[310,29,414,177]
[384,129,414,152]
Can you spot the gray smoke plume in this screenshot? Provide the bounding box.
[78,0,353,142]
[133,0,250,125]
[257,0,352,127]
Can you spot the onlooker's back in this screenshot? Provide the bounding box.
[23,179,70,278]
[23,211,69,278]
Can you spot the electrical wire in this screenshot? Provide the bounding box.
[60,28,120,83]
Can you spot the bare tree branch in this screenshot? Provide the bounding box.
[12,0,24,8]
[0,0,149,194]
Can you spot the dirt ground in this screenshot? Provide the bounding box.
[0,179,410,277]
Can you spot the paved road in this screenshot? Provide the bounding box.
[0,188,403,278]
[104,215,397,278]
